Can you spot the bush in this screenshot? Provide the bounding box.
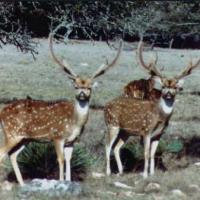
[111,138,184,173]
[6,142,92,182]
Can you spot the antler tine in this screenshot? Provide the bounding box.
[91,40,123,79]
[49,33,77,80]
[176,58,200,80]
[137,41,162,78]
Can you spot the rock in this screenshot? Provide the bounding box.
[171,189,187,199]
[153,194,164,200]
[80,63,89,66]
[19,179,82,197]
[105,190,117,196]
[188,184,199,192]
[194,162,200,166]
[114,181,133,189]
[136,193,145,196]
[0,181,14,191]
[123,191,135,197]
[92,172,105,178]
[144,182,161,193]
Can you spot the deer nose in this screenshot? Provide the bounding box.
[79,91,85,97]
[166,91,173,99]
[166,92,170,97]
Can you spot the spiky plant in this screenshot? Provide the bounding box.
[5,142,92,182]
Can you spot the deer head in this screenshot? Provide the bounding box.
[49,34,123,102]
[137,41,200,106]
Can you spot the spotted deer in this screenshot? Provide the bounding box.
[105,41,200,178]
[0,34,122,186]
[123,78,161,100]
[123,43,161,100]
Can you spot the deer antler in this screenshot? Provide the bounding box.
[137,41,162,78]
[175,58,200,80]
[91,40,123,79]
[49,33,77,80]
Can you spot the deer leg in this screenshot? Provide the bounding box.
[150,140,159,175]
[105,126,119,176]
[53,139,65,181]
[0,138,22,163]
[64,146,73,181]
[0,145,10,162]
[113,138,125,175]
[67,127,81,143]
[10,145,25,186]
[143,134,151,178]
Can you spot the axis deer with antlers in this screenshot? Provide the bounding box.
[123,44,161,100]
[123,78,161,100]
[0,34,122,186]
[105,41,200,178]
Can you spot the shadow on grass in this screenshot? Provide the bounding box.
[110,148,167,174]
[184,136,200,157]
[109,135,200,174]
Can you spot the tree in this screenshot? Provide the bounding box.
[0,2,38,58]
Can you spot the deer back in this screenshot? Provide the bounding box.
[104,97,162,136]
[1,99,75,141]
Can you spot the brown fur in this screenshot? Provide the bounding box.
[1,99,75,141]
[104,97,170,136]
[123,78,161,101]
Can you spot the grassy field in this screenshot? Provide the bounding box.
[0,39,200,199]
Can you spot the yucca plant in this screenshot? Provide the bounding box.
[6,142,92,182]
[114,138,184,173]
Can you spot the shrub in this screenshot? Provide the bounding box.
[6,142,92,182]
[113,138,184,173]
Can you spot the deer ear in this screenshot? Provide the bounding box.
[153,76,162,86]
[92,81,99,89]
[176,79,184,89]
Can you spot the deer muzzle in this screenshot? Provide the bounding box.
[76,91,90,101]
[163,92,175,107]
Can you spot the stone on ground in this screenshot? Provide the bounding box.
[144,182,161,193]
[19,179,82,198]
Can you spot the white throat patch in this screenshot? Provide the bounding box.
[75,101,89,116]
[159,97,173,114]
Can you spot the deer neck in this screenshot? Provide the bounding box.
[73,99,90,126]
[158,96,174,116]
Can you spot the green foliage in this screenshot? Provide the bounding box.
[167,139,184,153]
[156,139,167,154]
[71,144,94,180]
[122,138,184,162]
[6,142,92,181]
[124,142,143,160]
[157,138,184,154]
